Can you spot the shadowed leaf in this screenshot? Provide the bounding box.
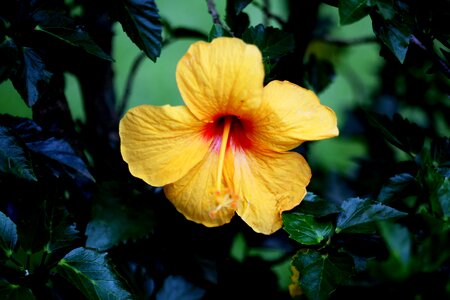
[0,211,18,261]
[116,0,163,62]
[292,250,354,300]
[0,126,36,181]
[0,280,35,300]
[336,197,407,233]
[55,248,132,300]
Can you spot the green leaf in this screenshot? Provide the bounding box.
[208,24,232,41]
[379,222,411,265]
[297,192,341,218]
[336,198,407,233]
[0,211,18,260]
[437,177,450,218]
[85,181,155,251]
[26,137,94,182]
[365,111,425,156]
[0,125,36,181]
[292,250,354,300]
[283,213,334,245]
[0,280,35,300]
[55,248,132,300]
[377,173,416,203]
[242,24,295,60]
[156,275,205,300]
[116,0,163,62]
[338,0,370,25]
[10,47,52,107]
[369,222,412,280]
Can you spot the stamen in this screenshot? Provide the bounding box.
[209,187,239,219]
[209,117,240,219]
[216,117,232,192]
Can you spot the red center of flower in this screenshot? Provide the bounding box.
[203,115,253,152]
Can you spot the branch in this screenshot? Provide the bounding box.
[117,52,146,117]
[206,0,223,26]
[252,0,286,27]
[318,36,377,47]
[410,34,450,78]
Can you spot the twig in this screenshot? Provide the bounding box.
[252,1,286,27]
[206,0,223,27]
[410,34,450,78]
[263,0,269,27]
[117,52,146,116]
[318,36,377,47]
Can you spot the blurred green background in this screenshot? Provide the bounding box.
[0,0,382,176]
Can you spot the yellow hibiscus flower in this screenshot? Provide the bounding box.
[119,37,338,234]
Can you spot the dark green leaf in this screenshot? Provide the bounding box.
[32,10,111,61]
[156,275,205,300]
[242,24,295,60]
[0,126,36,181]
[431,137,450,167]
[55,248,132,300]
[374,0,395,20]
[336,198,407,233]
[372,15,412,63]
[85,182,155,251]
[377,173,416,203]
[0,280,35,300]
[116,0,163,62]
[0,38,20,83]
[365,111,425,155]
[225,0,250,37]
[208,24,232,41]
[0,211,18,260]
[437,177,450,218]
[283,212,334,245]
[45,207,79,254]
[10,47,52,107]
[26,137,94,182]
[304,55,336,93]
[35,26,112,61]
[338,0,370,25]
[296,192,341,217]
[292,250,354,300]
[233,0,252,14]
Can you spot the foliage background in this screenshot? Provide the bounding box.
[0,0,449,299]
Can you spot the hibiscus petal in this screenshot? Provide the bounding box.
[176,37,264,122]
[254,80,338,151]
[232,149,311,234]
[119,105,210,186]
[164,151,235,227]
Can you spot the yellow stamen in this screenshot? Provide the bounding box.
[216,117,232,192]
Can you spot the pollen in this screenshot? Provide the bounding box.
[209,187,239,219]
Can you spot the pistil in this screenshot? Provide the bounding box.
[216,117,232,192]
